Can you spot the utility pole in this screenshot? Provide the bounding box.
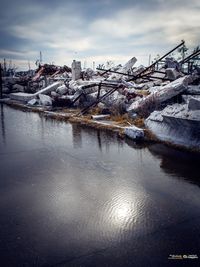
[40,51,42,64]
[9,60,12,70]
[3,58,6,76]
[0,63,3,99]
[84,61,87,69]
[28,60,31,72]
[148,54,151,66]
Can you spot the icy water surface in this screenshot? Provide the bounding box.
[0,104,200,267]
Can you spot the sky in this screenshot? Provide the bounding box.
[0,0,200,70]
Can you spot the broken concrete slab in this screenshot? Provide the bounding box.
[127,76,190,115]
[186,85,200,95]
[165,57,180,69]
[109,57,137,79]
[155,76,190,102]
[162,103,200,120]
[12,84,24,92]
[120,57,137,73]
[56,84,68,95]
[10,92,35,102]
[83,68,95,79]
[51,91,59,97]
[72,60,81,81]
[81,94,96,107]
[10,81,62,102]
[100,91,122,106]
[27,98,38,106]
[35,81,61,96]
[124,125,144,140]
[150,68,166,80]
[188,97,200,111]
[148,86,162,94]
[39,94,52,106]
[68,80,83,92]
[165,68,182,80]
[182,94,200,105]
[145,103,200,150]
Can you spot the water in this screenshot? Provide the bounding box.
[0,104,200,267]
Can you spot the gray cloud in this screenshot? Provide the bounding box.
[0,0,199,70]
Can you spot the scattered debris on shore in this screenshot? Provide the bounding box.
[0,41,200,151]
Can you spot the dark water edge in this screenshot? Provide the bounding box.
[0,104,200,267]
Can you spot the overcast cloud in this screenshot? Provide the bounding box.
[0,0,199,70]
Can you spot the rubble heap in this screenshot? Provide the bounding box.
[1,41,200,150]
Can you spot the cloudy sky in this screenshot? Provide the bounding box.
[0,0,199,70]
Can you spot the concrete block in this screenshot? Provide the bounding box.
[124,126,144,140]
[165,68,182,80]
[56,85,68,95]
[35,81,61,96]
[72,60,82,81]
[12,84,24,92]
[188,97,200,111]
[39,94,52,106]
[10,92,35,102]
[27,99,38,106]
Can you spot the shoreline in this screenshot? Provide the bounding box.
[1,98,199,154]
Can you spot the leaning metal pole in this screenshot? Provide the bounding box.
[179,49,200,64]
[127,41,185,81]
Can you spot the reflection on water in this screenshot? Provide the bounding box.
[148,143,200,186]
[72,123,82,148]
[0,106,200,267]
[102,189,142,231]
[97,130,102,151]
[0,104,6,144]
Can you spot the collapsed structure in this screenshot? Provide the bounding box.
[1,41,200,150]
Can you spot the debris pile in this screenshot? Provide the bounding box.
[1,41,200,149]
